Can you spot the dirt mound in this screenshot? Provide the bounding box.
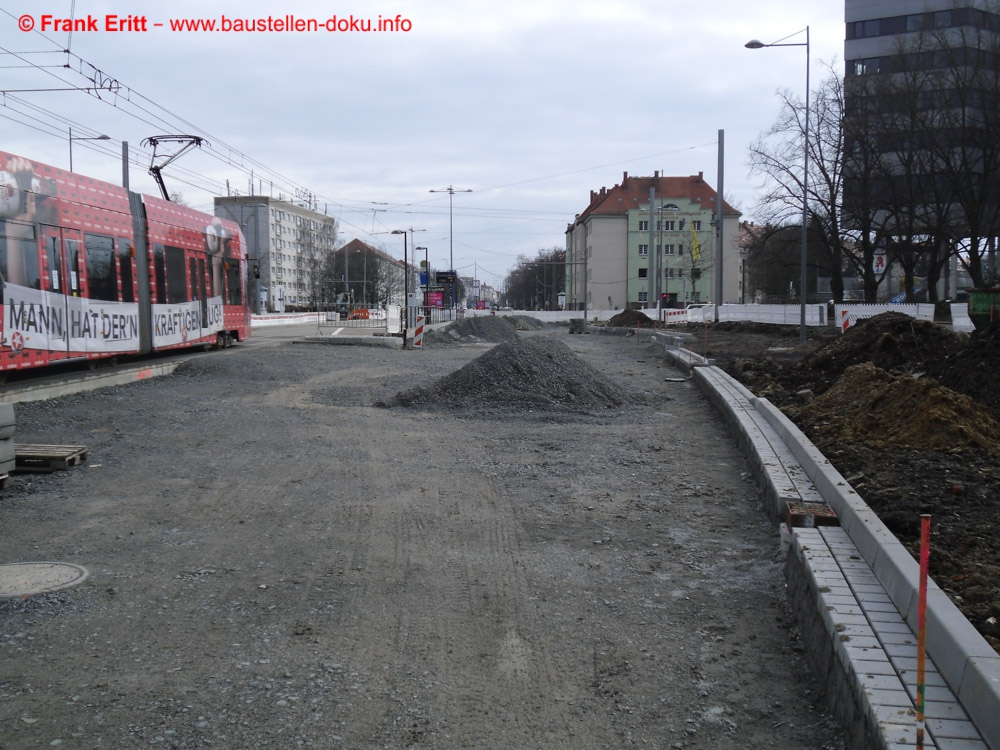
[928,319,1000,420]
[421,315,520,346]
[793,312,965,393]
[790,363,1000,456]
[729,312,967,405]
[381,336,632,412]
[608,309,656,328]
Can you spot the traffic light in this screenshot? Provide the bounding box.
[661,292,669,308]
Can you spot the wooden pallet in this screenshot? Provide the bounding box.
[13,444,89,473]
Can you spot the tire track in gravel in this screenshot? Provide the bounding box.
[311,409,587,748]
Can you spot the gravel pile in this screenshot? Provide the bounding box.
[382,336,633,413]
[422,316,520,346]
[506,315,551,331]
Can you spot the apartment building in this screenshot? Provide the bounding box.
[565,171,741,311]
[215,195,338,313]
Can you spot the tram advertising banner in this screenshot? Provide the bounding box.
[4,283,141,354]
[151,296,224,347]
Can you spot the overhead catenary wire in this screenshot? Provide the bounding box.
[1,5,726,271]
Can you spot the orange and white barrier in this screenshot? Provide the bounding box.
[412,315,425,348]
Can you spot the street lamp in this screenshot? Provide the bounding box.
[429,185,472,311]
[746,26,810,344]
[391,229,409,346]
[68,127,110,172]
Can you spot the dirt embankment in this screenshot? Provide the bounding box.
[695,313,1000,651]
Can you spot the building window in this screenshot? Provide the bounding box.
[664,244,675,255]
[638,244,648,256]
[692,220,702,230]
[638,220,648,231]
[851,57,881,76]
[638,268,648,278]
[663,220,676,231]
[638,291,647,303]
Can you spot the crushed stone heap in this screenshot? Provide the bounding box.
[421,316,520,346]
[382,336,631,412]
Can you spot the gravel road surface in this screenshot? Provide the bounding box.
[0,323,845,749]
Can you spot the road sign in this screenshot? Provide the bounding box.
[874,253,887,274]
[436,270,457,284]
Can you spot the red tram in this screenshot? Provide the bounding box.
[0,151,251,377]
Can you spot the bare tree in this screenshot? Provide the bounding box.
[749,62,856,302]
[845,2,1000,293]
[506,247,565,310]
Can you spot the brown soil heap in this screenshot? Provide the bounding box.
[789,362,1000,456]
[607,309,656,328]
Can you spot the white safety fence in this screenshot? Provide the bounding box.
[950,303,976,332]
[834,303,935,332]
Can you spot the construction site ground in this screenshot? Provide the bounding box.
[0,320,846,749]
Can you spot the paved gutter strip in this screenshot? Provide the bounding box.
[2,361,180,404]
[656,340,998,748]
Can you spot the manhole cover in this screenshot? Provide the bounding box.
[0,562,89,598]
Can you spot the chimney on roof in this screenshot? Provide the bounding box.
[698,171,704,182]
[623,171,628,186]
[654,170,659,179]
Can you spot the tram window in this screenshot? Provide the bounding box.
[164,245,187,304]
[84,233,118,302]
[0,220,41,290]
[153,244,166,303]
[66,239,81,295]
[226,260,243,305]
[117,238,135,303]
[46,235,62,291]
[189,258,198,298]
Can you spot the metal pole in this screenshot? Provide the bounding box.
[403,231,408,345]
[716,129,724,322]
[122,141,130,190]
[801,26,810,344]
[68,127,73,172]
[647,186,656,308]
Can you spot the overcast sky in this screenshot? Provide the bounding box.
[2,0,845,287]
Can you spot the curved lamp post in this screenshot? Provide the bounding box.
[746,26,810,343]
[68,127,110,172]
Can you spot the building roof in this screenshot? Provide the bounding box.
[339,238,403,267]
[568,171,740,231]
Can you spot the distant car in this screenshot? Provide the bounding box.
[686,303,709,309]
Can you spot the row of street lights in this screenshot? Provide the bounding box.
[391,185,473,337]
